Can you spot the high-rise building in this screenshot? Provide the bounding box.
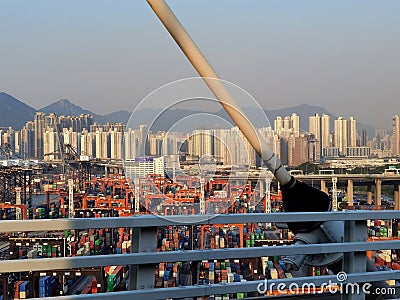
[283,116,291,132]
[321,113,331,150]
[274,114,300,139]
[101,131,110,159]
[188,129,213,158]
[161,133,179,156]
[334,117,348,155]
[14,131,20,156]
[258,126,280,158]
[2,128,16,155]
[124,128,141,160]
[348,117,357,147]
[110,129,123,159]
[95,129,103,159]
[274,116,283,133]
[360,129,368,147]
[392,115,400,156]
[291,113,300,137]
[139,125,148,156]
[149,136,161,156]
[287,134,308,167]
[309,114,321,141]
[333,116,359,156]
[43,127,57,161]
[80,129,95,158]
[309,113,331,159]
[212,127,255,167]
[20,122,35,159]
[34,112,45,158]
[309,114,321,160]
[212,128,230,165]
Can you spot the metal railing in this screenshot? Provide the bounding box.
[1,211,400,300]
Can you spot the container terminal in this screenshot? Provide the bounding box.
[0,163,400,299]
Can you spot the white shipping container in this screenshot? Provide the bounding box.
[209,271,214,280]
[122,241,128,249]
[386,280,396,286]
[27,249,38,258]
[270,268,278,280]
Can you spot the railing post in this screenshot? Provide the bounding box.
[332,177,338,211]
[129,226,157,290]
[342,219,367,300]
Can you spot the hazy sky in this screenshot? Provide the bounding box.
[1,1,399,129]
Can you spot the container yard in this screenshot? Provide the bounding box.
[0,165,400,298]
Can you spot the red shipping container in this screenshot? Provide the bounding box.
[14,281,23,299]
[91,278,98,294]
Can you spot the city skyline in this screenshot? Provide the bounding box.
[1,1,399,129]
[2,110,399,168]
[0,91,398,134]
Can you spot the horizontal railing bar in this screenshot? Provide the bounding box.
[1,240,399,273]
[28,271,400,300]
[1,211,400,232]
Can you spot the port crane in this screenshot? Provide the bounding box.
[0,143,13,159]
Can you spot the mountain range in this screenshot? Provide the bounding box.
[0,92,36,130]
[0,92,376,136]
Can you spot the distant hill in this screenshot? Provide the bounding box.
[0,92,377,136]
[0,92,36,130]
[39,99,108,124]
[104,110,131,124]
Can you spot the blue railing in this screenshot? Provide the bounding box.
[1,211,400,300]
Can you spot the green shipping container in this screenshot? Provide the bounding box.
[107,274,116,292]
